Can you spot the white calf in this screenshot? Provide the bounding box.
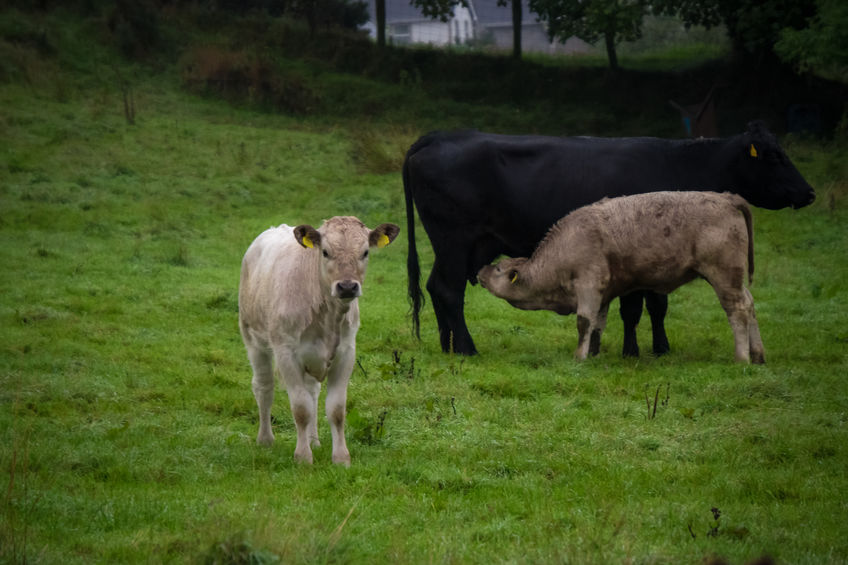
[239,216,399,465]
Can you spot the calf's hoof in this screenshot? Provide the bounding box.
[293,449,314,465]
[256,431,275,446]
[332,452,351,467]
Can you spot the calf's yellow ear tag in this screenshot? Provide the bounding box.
[302,234,314,248]
[510,272,519,284]
[377,234,390,248]
[749,144,758,158]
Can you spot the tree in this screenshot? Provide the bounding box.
[775,0,848,83]
[375,0,386,46]
[500,0,523,59]
[530,0,648,70]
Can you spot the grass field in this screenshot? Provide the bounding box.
[2,7,848,564]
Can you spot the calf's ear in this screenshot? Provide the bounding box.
[369,223,400,248]
[294,225,321,249]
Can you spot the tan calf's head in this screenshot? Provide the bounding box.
[478,257,531,303]
[479,257,575,314]
[294,216,399,300]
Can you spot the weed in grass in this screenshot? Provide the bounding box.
[201,532,281,565]
[644,382,670,420]
[348,408,387,446]
[377,349,418,381]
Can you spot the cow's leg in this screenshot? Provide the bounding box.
[619,292,643,357]
[275,350,316,464]
[745,288,766,364]
[427,256,477,355]
[326,345,354,466]
[645,291,670,356]
[247,345,275,446]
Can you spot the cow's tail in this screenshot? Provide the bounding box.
[734,194,755,285]
[404,147,424,340]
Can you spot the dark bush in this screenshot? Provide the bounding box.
[180,46,319,114]
[107,0,161,59]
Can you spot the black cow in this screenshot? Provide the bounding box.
[404,121,815,356]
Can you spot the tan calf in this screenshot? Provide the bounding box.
[239,216,399,465]
[478,191,765,363]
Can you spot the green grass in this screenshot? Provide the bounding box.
[2,7,848,565]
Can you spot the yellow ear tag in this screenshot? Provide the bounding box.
[510,272,519,284]
[302,235,314,248]
[749,144,758,158]
[377,234,390,248]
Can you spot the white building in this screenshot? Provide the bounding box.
[362,0,593,55]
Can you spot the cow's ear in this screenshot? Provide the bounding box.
[369,223,400,248]
[294,225,321,249]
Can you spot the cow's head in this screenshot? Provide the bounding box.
[730,121,815,210]
[294,216,399,301]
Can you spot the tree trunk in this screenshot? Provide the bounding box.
[376,0,386,47]
[604,29,618,70]
[511,0,522,59]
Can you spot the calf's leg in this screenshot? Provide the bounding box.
[575,287,605,360]
[326,345,354,466]
[247,345,275,446]
[713,286,756,363]
[589,302,610,357]
[306,379,321,448]
[745,288,766,364]
[275,350,317,464]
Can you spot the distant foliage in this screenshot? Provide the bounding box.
[530,0,650,69]
[410,0,467,22]
[654,0,817,62]
[775,0,848,84]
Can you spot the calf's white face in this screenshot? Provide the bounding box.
[294,217,399,300]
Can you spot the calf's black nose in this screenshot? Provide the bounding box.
[336,280,360,299]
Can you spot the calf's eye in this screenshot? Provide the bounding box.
[362,249,369,260]
[322,250,329,258]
